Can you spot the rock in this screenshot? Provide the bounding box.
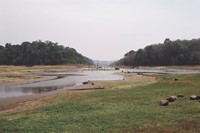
[174,78,178,81]
[82,81,89,84]
[160,100,169,106]
[190,95,197,100]
[196,95,200,100]
[177,94,184,97]
[115,67,120,70]
[189,95,200,100]
[167,96,177,102]
[171,96,177,99]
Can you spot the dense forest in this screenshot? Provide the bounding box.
[114,38,200,66]
[0,40,94,66]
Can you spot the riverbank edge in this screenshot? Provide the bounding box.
[0,72,154,112]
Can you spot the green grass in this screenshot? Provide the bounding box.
[0,67,10,72]
[1,74,200,132]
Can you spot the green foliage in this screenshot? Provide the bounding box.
[0,40,94,66]
[116,38,200,66]
[115,50,136,66]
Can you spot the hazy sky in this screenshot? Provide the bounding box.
[1,0,200,60]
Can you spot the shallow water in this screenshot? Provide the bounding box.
[121,68,200,75]
[1,69,200,99]
[0,71,123,99]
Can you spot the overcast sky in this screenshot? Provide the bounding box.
[1,0,200,60]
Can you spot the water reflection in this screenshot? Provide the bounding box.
[0,71,123,99]
[21,86,64,94]
[1,69,200,99]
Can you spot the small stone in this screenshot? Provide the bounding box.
[190,95,197,100]
[167,96,177,102]
[82,81,89,84]
[174,78,178,81]
[160,100,169,106]
[196,95,200,100]
[177,94,184,97]
[171,96,177,99]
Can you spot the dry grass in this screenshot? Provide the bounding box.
[0,65,83,84]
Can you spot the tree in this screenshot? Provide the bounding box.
[0,40,94,66]
[116,38,200,66]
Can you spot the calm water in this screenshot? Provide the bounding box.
[121,68,200,75]
[0,71,123,99]
[1,69,200,99]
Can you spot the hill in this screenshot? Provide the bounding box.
[115,38,200,66]
[0,40,94,66]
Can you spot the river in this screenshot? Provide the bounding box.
[1,68,200,99]
[0,70,123,99]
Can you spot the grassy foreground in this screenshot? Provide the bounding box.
[0,74,200,133]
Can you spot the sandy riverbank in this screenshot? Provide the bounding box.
[0,76,57,87]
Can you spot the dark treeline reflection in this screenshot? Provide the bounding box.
[0,40,94,66]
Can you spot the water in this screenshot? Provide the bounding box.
[1,69,200,99]
[0,71,123,99]
[121,68,200,75]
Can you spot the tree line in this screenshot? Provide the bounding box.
[0,40,94,66]
[114,38,200,66]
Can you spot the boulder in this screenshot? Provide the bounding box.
[174,78,178,81]
[196,95,200,100]
[167,96,177,102]
[160,100,169,106]
[115,67,120,70]
[82,81,89,84]
[190,95,197,100]
[177,94,184,98]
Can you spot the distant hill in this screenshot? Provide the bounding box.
[93,60,116,67]
[0,40,94,66]
[115,38,200,66]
